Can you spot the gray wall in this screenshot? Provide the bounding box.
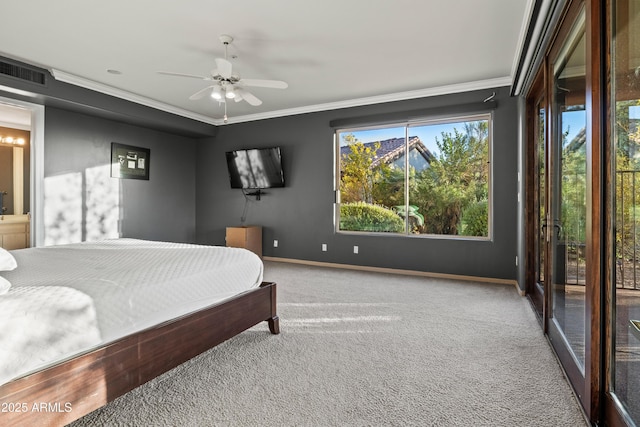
[0,58,208,245]
[0,56,518,280]
[44,107,198,243]
[196,86,519,280]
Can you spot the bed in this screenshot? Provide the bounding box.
[0,238,279,426]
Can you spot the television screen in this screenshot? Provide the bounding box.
[225,147,285,189]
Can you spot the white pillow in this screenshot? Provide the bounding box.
[0,248,17,271]
[0,276,10,295]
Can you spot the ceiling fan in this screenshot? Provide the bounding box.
[158,35,288,122]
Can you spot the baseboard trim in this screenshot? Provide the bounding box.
[263,256,523,295]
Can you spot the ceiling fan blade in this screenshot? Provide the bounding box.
[157,71,212,81]
[188,86,214,100]
[239,78,288,89]
[215,58,233,79]
[236,88,262,106]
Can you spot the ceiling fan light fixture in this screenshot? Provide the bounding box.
[225,87,236,99]
[211,86,223,100]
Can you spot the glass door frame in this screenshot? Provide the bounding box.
[526,66,548,329]
[546,0,589,403]
[524,0,603,422]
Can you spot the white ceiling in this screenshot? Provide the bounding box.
[0,0,532,126]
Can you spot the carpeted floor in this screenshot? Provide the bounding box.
[70,261,587,426]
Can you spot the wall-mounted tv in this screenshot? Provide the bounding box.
[225,147,285,189]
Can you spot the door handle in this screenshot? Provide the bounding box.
[552,222,562,239]
[541,221,563,241]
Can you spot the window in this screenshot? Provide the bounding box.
[336,114,491,238]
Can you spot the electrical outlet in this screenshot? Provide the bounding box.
[322,243,327,252]
[353,245,359,254]
[273,240,278,248]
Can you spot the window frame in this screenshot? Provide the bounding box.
[334,112,493,240]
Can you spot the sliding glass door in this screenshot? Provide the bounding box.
[524,0,640,424]
[548,7,588,373]
[608,0,640,423]
[526,1,596,419]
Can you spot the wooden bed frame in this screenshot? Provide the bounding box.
[0,281,279,427]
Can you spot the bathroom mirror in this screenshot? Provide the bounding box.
[0,126,30,215]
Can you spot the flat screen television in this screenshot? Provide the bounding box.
[225,147,285,189]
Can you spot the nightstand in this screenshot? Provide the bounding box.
[225,226,262,258]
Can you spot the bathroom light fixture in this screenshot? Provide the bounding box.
[0,136,25,145]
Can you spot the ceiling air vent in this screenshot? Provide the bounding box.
[0,60,46,85]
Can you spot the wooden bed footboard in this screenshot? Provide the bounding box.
[0,281,279,427]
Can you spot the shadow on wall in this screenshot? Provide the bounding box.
[44,164,121,245]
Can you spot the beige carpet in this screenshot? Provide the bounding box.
[70,261,586,426]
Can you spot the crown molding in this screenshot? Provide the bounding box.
[50,69,511,127]
[50,69,221,125]
[223,76,511,124]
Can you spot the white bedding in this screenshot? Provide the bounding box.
[0,238,264,385]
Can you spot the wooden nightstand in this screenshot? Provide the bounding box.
[225,226,262,258]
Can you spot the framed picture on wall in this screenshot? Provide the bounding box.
[111,142,150,180]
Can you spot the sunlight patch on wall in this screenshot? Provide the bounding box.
[85,164,119,241]
[44,172,82,245]
[44,165,120,246]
